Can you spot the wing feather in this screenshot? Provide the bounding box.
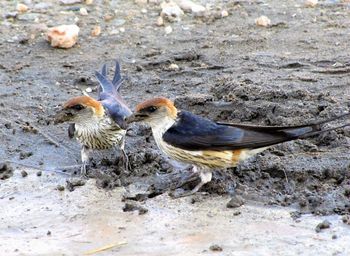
[162,111,312,151]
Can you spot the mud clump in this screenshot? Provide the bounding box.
[315,220,331,233]
[209,244,223,252]
[21,170,28,178]
[123,202,148,215]
[66,178,86,192]
[342,215,350,225]
[0,163,13,180]
[226,195,245,209]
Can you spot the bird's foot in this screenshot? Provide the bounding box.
[80,163,90,178]
[169,170,212,199]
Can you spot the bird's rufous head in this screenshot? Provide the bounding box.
[54,95,104,124]
[127,97,177,125]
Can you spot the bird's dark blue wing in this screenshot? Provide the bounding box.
[162,111,309,151]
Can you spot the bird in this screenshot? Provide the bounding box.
[127,97,350,197]
[54,60,132,176]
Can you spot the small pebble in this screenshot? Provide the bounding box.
[36,171,42,177]
[21,170,28,177]
[85,87,92,93]
[161,1,184,21]
[156,16,164,26]
[168,63,179,71]
[79,7,88,16]
[17,3,28,13]
[85,0,93,4]
[255,15,271,27]
[178,0,206,16]
[165,25,173,34]
[305,0,318,7]
[332,234,337,239]
[104,14,114,21]
[91,25,101,37]
[221,10,229,18]
[47,230,51,236]
[119,27,125,33]
[226,195,245,208]
[141,8,147,14]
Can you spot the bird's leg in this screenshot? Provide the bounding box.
[171,167,212,198]
[119,142,131,173]
[80,146,91,177]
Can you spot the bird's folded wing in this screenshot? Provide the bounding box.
[162,111,309,151]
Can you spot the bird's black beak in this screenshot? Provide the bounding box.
[126,112,149,124]
[54,109,74,124]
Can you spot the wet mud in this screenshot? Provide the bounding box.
[1,0,350,224]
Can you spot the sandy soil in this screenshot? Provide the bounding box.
[1,0,350,255]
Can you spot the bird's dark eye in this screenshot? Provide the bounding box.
[72,104,84,111]
[146,106,158,113]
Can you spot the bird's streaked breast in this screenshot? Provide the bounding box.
[74,118,125,150]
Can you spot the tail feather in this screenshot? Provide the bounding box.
[95,60,124,96]
[298,123,350,139]
[112,61,122,89]
[101,63,107,77]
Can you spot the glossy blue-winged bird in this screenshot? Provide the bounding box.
[127,97,350,198]
[54,61,132,175]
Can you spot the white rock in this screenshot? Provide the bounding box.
[165,25,173,34]
[17,3,29,13]
[255,15,271,27]
[141,8,148,14]
[177,0,206,15]
[221,10,229,18]
[119,27,125,33]
[79,7,88,16]
[305,0,318,7]
[47,24,80,48]
[168,63,179,71]
[156,16,164,26]
[161,1,184,21]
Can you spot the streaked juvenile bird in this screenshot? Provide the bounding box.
[128,97,349,197]
[54,61,132,175]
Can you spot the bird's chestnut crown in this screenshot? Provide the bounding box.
[127,97,177,124]
[54,95,105,124]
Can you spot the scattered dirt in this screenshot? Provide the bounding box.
[0,0,349,229]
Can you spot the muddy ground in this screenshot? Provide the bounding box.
[1,0,350,254]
